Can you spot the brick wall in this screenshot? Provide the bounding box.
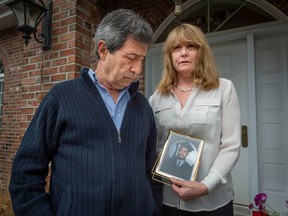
[0,0,99,192]
[0,28,23,192]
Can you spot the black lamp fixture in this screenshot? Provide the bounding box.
[7,0,52,51]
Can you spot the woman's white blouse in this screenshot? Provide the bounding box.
[149,78,241,212]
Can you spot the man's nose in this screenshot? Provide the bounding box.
[131,60,143,75]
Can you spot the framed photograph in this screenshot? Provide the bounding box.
[152,130,204,185]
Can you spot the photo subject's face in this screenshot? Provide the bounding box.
[177,147,189,159]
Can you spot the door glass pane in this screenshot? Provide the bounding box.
[156,0,276,43]
[0,59,4,119]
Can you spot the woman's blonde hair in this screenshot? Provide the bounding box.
[157,23,219,94]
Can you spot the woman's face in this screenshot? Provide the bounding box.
[171,41,198,78]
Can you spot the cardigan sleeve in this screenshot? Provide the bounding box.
[145,107,163,213]
[9,91,59,216]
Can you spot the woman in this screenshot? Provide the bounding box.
[149,23,241,216]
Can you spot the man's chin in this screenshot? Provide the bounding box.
[114,83,132,90]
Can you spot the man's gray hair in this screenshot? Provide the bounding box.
[94,9,153,60]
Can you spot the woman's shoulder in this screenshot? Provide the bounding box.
[149,90,172,109]
[219,78,233,85]
[218,78,235,90]
[218,78,239,98]
[148,90,161,103]
[149,89,172,100]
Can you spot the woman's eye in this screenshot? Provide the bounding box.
[188,44,197,49]
[174,45,181,51]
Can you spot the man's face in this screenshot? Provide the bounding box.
[177,146,189,159]
[101,37,148,90]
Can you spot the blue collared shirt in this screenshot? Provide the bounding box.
[88,69,130,131]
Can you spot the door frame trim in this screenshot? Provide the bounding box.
[247,33,259,201]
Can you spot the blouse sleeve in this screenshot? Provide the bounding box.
[202,80,241,192]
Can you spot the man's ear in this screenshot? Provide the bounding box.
[98,40,108,60]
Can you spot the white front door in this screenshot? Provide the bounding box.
[211,39,251,206]
[145,43,164,98]
[145,39,252,206]
[255,34,288,214]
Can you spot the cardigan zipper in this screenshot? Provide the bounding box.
[116,81,138,145]
[117,89,136,145]
[118,131,122,143]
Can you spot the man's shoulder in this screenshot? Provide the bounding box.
[52,75,83,90]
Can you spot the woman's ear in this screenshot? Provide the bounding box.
[98,40,108,60]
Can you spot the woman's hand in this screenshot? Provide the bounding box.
[170,178,209,201]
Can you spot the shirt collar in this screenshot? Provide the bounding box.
[88,68,130,93]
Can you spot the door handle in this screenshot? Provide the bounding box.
[241,125,248,148]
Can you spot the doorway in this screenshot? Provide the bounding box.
[145,29,288,215]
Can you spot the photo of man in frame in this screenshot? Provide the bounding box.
[159,139,198,180]
[153,131,204,184]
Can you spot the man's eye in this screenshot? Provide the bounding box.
[126,55,137,60]
[126,54,145,61]
[139,56,145,61]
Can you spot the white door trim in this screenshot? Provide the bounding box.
[247,33,259,201]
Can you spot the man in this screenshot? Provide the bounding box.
[9,9,162,216]
[160,142,193,180]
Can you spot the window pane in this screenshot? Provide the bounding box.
[0,59,3,74]
[0,81,3,117]
[156,0,276,43]
[0,59,3,118]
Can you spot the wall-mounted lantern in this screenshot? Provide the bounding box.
[175,0,182,16]
[7,0,52,51]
